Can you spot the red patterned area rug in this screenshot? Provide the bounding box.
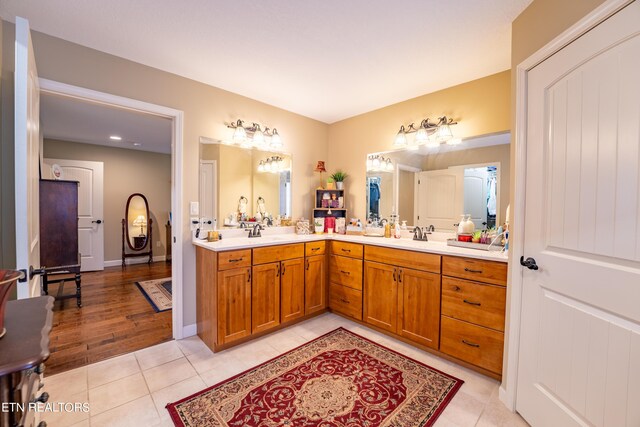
[167,327,463,426]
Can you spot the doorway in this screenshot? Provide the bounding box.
[32,79,185,373]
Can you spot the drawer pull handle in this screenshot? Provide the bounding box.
[311,247,320,251]
[452,285,461,291]
[464,267,483,274]
[229,258,243,263]
[306,259,310,270]
[462,339,480,348]
[340,270,351,275]
[341,248,351,253]
[463,299,481,306]
[340,298,350,304]
[248,269,251,282]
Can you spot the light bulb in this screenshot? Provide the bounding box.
[270,159,277,172]
[366,157,373,170]
[270,129,282,149]
[258,161,265,172]
[372,156,381,169]
[232,120,247,144]
[435,123,453,142]
[252,126,265,147]
[394,127,407,147]
[386,159,394,171]
[415,127,428,144]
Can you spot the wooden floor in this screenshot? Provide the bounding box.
[46,262,173,375]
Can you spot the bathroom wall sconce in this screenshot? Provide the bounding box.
[257,156,287,173]
[227,119,283,149]
[366,155,394,172]
[393,116,460,149]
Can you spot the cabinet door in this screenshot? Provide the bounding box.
[363,261,397,333]
[397,267,441,349]
[281,258,305,323]
[252,263,281,333]
[217,267,252,345]
[305,255,327,315]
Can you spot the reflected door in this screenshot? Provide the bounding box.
[463,168,488,229]
[415,169,463,230]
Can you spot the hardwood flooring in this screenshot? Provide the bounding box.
[46,262,173,375]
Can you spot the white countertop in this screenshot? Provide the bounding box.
[193,232,508,263]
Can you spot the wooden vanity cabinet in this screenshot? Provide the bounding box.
[439,255,507,375]
[305,242,327,315]
[217,266,252,345]
[328,242,364,320]
[280,258,305,323]
[251,262,281,333]
[363,246,441,350]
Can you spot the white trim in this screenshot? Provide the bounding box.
[103,256,167,268]
[503,0,632,411]
[182,323,197,338]
[393,163,421,224]
[39,78,186,340]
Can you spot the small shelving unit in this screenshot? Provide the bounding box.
[313,188,347,219]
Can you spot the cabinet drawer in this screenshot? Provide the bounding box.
[442,256,507,286]
[329,255,363,290]
[330,241,363,259]
[253,244,304,265]
[442,277,506,331]
[329,283,362,320]
[364,245,441,273]
[440,316,505,374]
[305,241,326,256]
[218,249,251,271]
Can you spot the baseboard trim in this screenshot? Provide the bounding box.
[104,255,167,268]
[182,323,197,338]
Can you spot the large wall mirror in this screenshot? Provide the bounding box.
[199,138,292,227]
[366,132,510,231]
[122,193,153,266]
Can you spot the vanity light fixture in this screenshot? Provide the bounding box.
[393,116,458,148]
[227,119,283,150]
[367,155,394,172]
[257,156,287,173]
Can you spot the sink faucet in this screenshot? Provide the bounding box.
[427,225,435,233]
[249,223,263,238]
[413,227,422,241]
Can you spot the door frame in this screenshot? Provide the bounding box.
[38,78,186,339]
[503,0,633,410]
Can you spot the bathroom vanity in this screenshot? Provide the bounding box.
[194,233,507,379]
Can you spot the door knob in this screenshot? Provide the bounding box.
[520,256,539,270]
[92,219,103,224]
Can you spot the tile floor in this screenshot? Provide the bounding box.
[42,313,529,426]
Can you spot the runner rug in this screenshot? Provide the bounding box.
[167,327,463,426]
[135,278,172,312]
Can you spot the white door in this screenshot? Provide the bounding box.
[463,168,488,229]
[14,17,41,298]
[415,169,463,230]
[45,159,105,271]
[199,161,216,226]
[517,3,640,426]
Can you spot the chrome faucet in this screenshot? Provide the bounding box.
[413,227,423,241]
[249,223,263,238]
[427,225,435,233]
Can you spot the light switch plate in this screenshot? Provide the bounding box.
[190,201,199,216]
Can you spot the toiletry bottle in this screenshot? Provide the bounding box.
[394,222,401,238]
[384,222,391,238]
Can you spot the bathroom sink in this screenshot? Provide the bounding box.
[364,227,385,237]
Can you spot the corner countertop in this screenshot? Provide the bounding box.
[193,231,508,263]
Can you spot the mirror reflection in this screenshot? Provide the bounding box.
[199,139,292,227]
[125,193,151,250]
[366,133,510,231]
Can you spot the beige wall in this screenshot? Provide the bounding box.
[328,70,510,220]
[43,139,171,263]
[397,169,415,224]
[1,23,329,327]
[420,143,510,224]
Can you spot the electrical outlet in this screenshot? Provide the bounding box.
[190,217,200,231]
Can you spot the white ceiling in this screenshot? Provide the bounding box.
[1,0,532,124]
[41,92,172,154]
